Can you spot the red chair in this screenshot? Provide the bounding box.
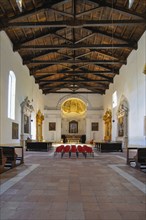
[77,145,86,158]
[61,145,70,158]
[83,145,94,158]
[70,145,78,158]
[54,145,64,156]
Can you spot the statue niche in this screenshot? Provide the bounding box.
[36,110,44,141]
[103,109,112,141]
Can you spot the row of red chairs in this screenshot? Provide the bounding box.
[54,145,94,158]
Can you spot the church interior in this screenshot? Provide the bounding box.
[0,0,146,219]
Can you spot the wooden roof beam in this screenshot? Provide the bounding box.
[39,79,111,84]
[24,59,126,65]
[5,19,146,30]
[15,43,137,51]
[34,69,117,80]
[43,91,105,94]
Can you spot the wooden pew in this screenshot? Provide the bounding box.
[127,147,146,172]
[135,148,146,171]
[0,146,24,169]
[0,148,7,173]
[2,147,17,168]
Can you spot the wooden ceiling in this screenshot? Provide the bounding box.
[0,0,146,94]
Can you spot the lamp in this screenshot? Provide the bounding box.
[16,0,23,12]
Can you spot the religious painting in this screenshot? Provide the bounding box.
[118,117,124,137]
[24,114,29,133]
[12,122,19,139]
[69,120,78,133]
[49,122,56,131]
[91,122,99,131]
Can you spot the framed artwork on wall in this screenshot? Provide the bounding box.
[91,122,99,131]
[24,114,29,133]
[49,122,56,131]
[12,122,19,139]
[69,120,78,133]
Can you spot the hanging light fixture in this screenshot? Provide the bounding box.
[16,0,23,12]
[128,0,134,9]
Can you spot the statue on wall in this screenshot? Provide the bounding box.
[36,110,44,141]
[103,109,112,141]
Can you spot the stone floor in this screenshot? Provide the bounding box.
[0,147,146,220]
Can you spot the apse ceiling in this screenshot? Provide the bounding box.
[0,0,146,94]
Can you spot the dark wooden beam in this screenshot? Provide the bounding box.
[34,70,118,80]
[24,59,126,65]
[5,19,146,29]
[14,43,136,51]
[39,79,110,83]
[35,69,116,81]
[43,90,105,94]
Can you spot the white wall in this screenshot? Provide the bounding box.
[103,31,146,146]
[0,31,45,144]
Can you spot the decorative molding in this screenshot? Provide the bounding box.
[20,97,34,147]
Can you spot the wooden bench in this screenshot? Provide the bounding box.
[127,147,146,172]
[0,146,24,169]
[0,148,7,173]
[137,148,146,170]
[2,147,17,168]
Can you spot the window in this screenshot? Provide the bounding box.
[8,71,16,120]
[112,91,117,108]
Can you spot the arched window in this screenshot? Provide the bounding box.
[8,71,16,120]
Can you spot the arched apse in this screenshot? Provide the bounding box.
[56,94,92,110]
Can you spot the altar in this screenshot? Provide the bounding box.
[66,137,80,144]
